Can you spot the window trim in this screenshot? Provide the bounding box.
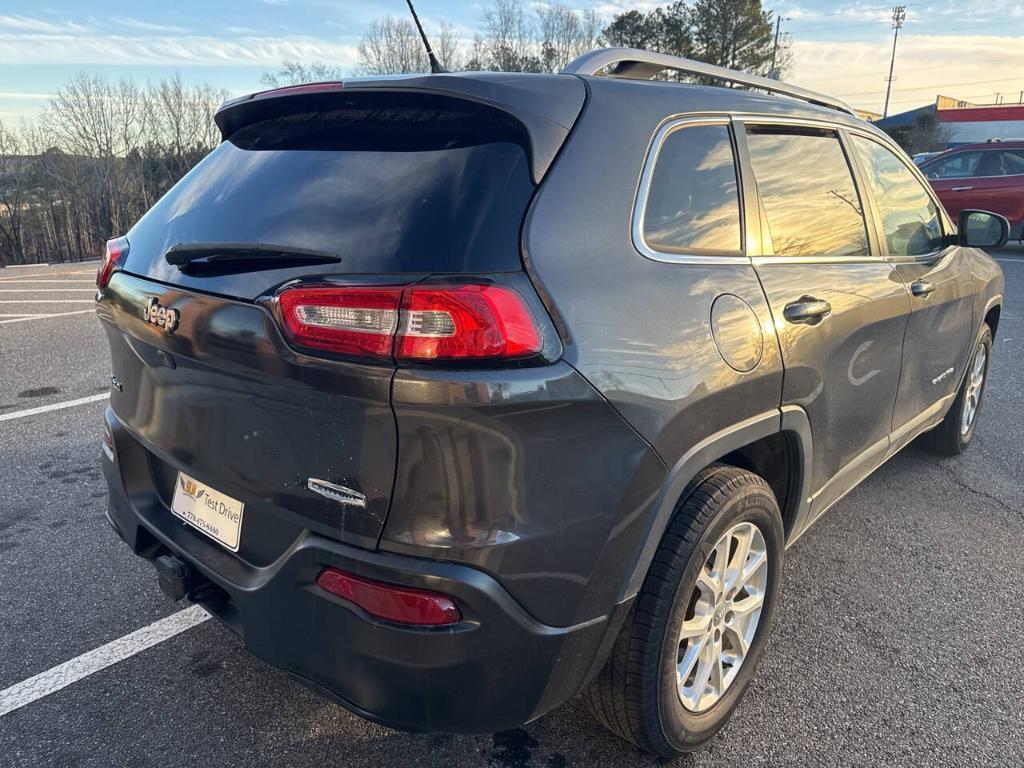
[632,116,750,265]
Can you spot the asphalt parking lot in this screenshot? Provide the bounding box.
[1,251,1022,768]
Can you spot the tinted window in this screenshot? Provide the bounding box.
[852,136,943,256]
[923,151,982,179]
[746,129,868,257]
[642,124,742,254]
[126,93,534,276]
[984,149,1024,176]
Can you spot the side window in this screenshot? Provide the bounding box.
[745,128,868,258]
[923,151,982,179]
[641,123,742,254]
[851,135,944,257]
[985,149,1024,177]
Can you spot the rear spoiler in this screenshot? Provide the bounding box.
[214,73,587,184]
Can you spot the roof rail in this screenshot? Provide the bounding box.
[561,47,855,116]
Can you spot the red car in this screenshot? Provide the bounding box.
[920,140,1024,241]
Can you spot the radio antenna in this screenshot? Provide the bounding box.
[404,0,445,74]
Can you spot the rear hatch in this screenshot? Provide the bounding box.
[97,80,584,559]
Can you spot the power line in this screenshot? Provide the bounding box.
[836,74,1024,99]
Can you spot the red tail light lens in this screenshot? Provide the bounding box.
[277,283,544,362]
[316,567,461,626]
[278,286,402,357]
[397,284,542,360]
[97,236,129,289]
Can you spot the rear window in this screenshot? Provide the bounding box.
[126,93,535,275]
[640,123,742,255]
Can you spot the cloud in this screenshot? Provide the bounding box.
[791,34,1024,113]
[0,33,359,68]
[0,15,88,34]
[103,16,189,34]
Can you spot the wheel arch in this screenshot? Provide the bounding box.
[617,406,812,603]
[983,298,1001,340]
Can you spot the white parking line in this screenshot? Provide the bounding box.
[0,393,109,422]
[0,289,96,293]
[0,274,54,281]
[0,310,94,325]
[0,606,210,717]
[0,280,95,284]
[0,300,94,304]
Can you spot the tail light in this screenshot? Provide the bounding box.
[316,567,461,626]
[397,284,541,360]
[277,283,543,362]
[97,236,129,289]
[278,286,401,357]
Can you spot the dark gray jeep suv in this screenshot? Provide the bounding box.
[96,49,1006,756]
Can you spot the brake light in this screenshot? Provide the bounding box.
[97,236,128,289]
[276,283,543,362]
[252,82,345,101]
[397,284,542,360]
[278,286,402,357]
[316,567,461,626]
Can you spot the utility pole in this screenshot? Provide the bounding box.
[770,15,789,79]
[883,5,906,118]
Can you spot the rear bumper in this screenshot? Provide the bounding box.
[102,410,626,733]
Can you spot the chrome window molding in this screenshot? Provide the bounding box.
[751,254,888,266]
[631,115,752,266]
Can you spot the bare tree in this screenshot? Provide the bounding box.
[358,16,429,75]
[537,5,600,72]
[260,61,345,88]
[357,16,462,74]
[1,73,226,265]
[479,0,540,72]
[0,121,28,264]
[435,21,463,71]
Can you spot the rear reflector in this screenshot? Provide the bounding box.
[278,287,401,357]
[97,236,129,289]
[316,568,461,626]
[276,283,543,362]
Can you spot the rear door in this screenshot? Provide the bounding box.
[847,133,973,444]
[738,122,910,526]
[964,148,1024,232]
[921,150,985,221]
[96,90,545,556]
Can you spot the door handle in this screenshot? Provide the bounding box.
[783,296,832,325]
[911,280,936,297]
[950,185,974,191]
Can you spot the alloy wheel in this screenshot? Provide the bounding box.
[961,342,987,436]
[676,521,768,712]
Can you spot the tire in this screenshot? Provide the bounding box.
[921,324,992,456]
[585,464,784,757]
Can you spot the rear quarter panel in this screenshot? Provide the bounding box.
[521,79,786,603]
[523,79,784,464]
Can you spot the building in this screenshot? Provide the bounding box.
[874,95,1024,146]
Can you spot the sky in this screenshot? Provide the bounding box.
[2,0,1024,124]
